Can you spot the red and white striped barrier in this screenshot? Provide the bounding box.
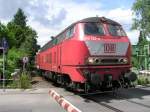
[49,90,82,112]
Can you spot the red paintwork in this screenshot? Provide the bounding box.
[36,21,131,83]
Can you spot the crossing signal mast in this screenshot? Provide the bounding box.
[0,37,9,92]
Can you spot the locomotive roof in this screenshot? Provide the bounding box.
[39,17,121,52]
[78,17,121,25]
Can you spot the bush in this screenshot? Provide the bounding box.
[145,78,150,84]
[137,78,142,85]
[10,80,19,88]
[137,77,150,85]
[19,72,31,89]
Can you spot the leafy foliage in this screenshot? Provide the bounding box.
[132,0,150,37]
[19,72,31,89]
[137,76,150,85]
[132,1,150,69]
[13,8,27,28]
[7,48,26,71]
[132,57,139,68]
[132,1,150,51]
[10,72,31,89]
[0,8,40,81]
[7,22,26,47]
[0,22,8,40]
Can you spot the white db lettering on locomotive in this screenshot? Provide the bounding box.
[104,43,116,53]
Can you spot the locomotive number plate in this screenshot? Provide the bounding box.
[104,43,116,53]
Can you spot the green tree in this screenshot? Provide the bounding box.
[7,8,28,47]
[7,47,26,71]
[13,8,27,28]
[137,31,149,55]
[7,22,26,47]
[6,8,39,73]
[7,8,39,66]
[19,26,40,69]
[0,8,40,87]
[0,22,7,39]
[132,0,150,37]
[132,0,150,69]
[0,8,40,80]
[138,31,146,45]
[20,26,39,55]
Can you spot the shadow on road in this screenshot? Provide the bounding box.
[79,87,150,103]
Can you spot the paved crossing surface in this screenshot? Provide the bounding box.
[0,89,63,112]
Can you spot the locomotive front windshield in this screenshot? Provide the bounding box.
[108,24,126,36]
[84,22,104,35]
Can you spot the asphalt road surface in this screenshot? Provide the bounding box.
[0,89,63,112]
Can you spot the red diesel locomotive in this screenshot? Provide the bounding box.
[36,17,137,92]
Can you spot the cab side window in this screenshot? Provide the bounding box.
[66,26,74,39]
[57,32,66,44]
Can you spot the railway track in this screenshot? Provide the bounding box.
[115,92,150,109]
[80,88,150,112]
[83,93,124,112]
[95,102,124,112]
[90,98,124,112]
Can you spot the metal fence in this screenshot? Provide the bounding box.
[0,79,19,89]
[139,70,150,75]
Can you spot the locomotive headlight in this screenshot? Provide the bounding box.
[87,57,101,64]
[88,57,94,64]
[120,58,128,64]
[122,58,128,64]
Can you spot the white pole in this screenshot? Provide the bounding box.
[3,48,5,92]
[23,62,25,72]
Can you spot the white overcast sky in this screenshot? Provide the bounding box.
[0,0,139,46]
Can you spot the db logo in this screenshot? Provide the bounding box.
[104,43,116,53]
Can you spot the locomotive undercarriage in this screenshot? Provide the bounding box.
[81,71,137,92]
[42,69,137,93]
